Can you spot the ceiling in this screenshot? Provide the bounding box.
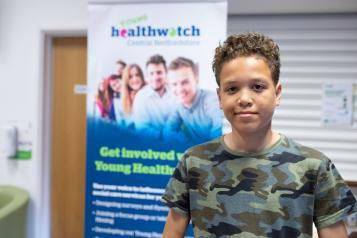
[89,0,357,14]
[227,0,357,14]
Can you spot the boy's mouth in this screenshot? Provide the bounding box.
[234,111,258,118]
[235,111,257,115]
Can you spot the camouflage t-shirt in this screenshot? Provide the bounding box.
[161,134,357,238]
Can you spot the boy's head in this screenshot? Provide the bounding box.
[212,32,280,86]
[146,54,167,92]
[168,57,199,108]
[214,32,282,136]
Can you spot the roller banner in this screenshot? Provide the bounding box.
[85,1,227,237]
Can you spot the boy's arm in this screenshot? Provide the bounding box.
[317,221,348,238]
[162,209,190,238]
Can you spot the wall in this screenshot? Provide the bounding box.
[0,0,356,238]
[0,1,87,237]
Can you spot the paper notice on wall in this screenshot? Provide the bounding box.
[321,83,354,126]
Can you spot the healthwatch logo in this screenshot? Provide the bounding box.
[111,25,200,38]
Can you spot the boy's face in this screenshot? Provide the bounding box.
[217,56,281,135]
[147,63,167,92]
[168,66,198,108]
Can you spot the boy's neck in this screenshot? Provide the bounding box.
[224,129,280,153]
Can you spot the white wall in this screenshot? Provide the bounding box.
[0,1,87,237]
[0,0,356,238]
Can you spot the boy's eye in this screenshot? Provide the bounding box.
[252,84,266,92]
[225,86,238,94]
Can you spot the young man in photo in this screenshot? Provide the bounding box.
[132,54,175,139]
[164,57,223,144]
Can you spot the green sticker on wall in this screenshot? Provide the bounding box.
[10,150,32,160]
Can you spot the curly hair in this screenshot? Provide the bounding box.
[212,32,280,86]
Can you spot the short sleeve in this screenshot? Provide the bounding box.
[161,153,190,217]
[313,157,357,229]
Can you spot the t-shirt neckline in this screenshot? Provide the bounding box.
[219,134,284,157]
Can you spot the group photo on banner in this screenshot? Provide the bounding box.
[86,1,227,237]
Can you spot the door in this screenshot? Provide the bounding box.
[51,37,87,238]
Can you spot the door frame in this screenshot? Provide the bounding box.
[40,29,86,238]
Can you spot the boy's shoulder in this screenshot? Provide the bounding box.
[273,135,333,174]
[281,135,329,162]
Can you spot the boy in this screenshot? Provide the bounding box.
[161,32,357,237]
[164,57,223,143]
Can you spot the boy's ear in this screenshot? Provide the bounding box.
[275,82,282,106]
[216,88,222,109]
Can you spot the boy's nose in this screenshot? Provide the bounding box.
[238,89,253,107]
